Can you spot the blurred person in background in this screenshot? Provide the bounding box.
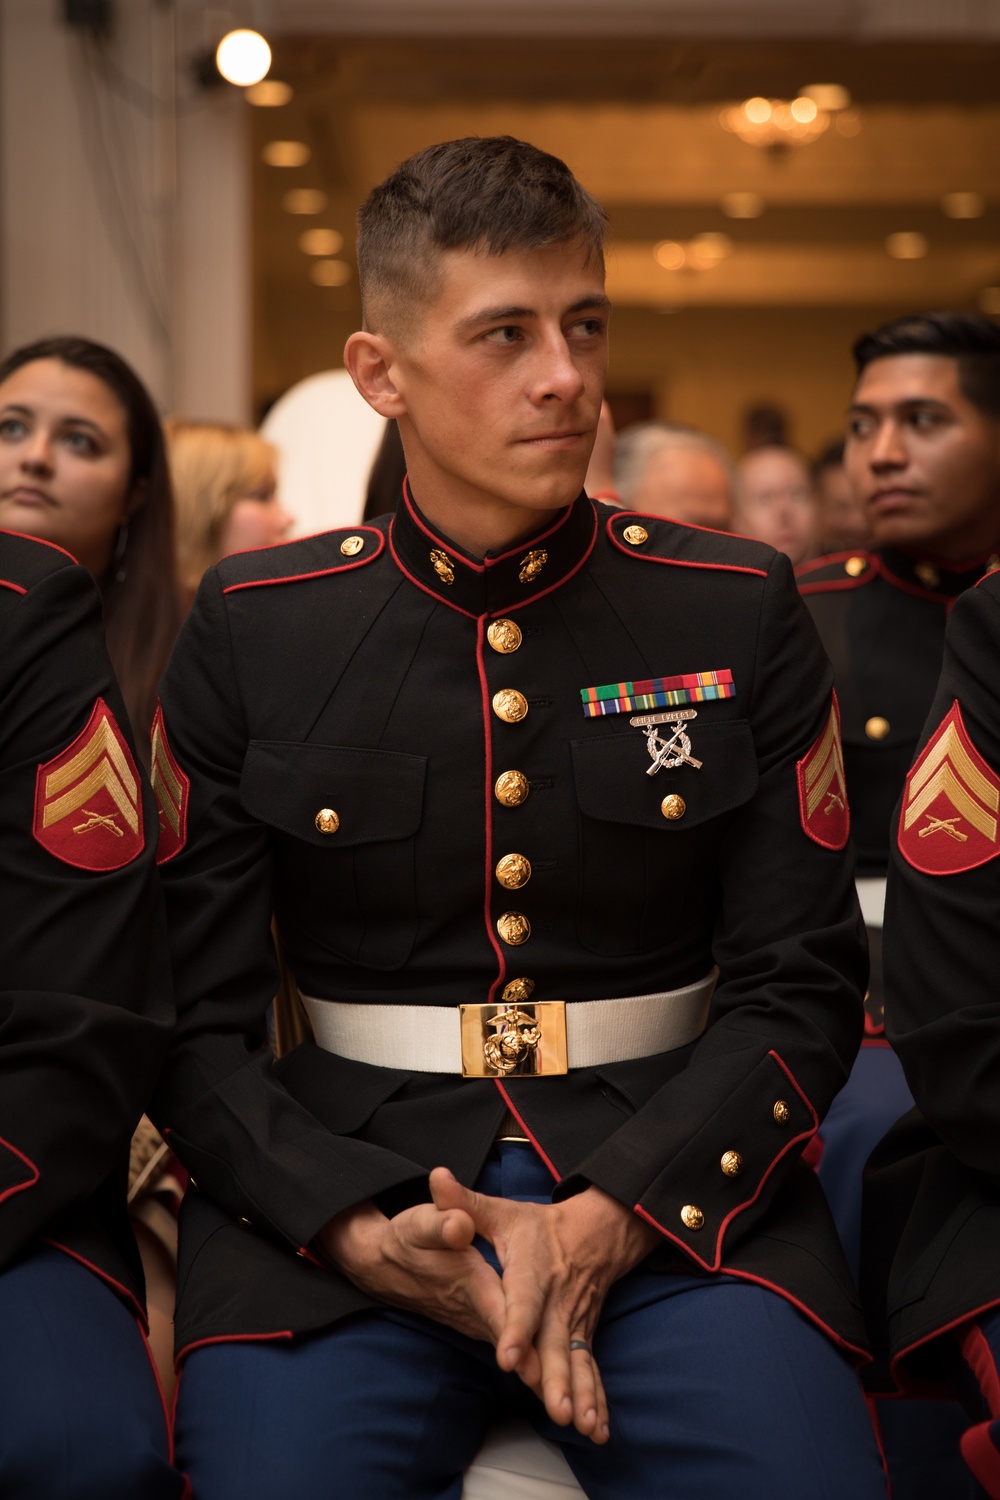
[798,310,1000,1500]
[742,401,789,451]
[733,444,818,564]
[0,335,183,1396]
[167,419,294,607]
[0,337,180,743]
[615,421,733,529]
[813,439,872,555]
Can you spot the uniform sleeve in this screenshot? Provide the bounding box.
[567,554,867,1269]
[152,571,426,1251]
[884,581,1000,1180]
[0,565,173,1265]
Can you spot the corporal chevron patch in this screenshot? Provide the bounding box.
[33,698,143,870]
[150,704,189,864]
[797,696,849,850]
[898,700,1000,875]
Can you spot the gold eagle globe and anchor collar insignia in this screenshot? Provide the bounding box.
[898,700,1000,875]
[150,704,190,864]
[459,996,568,1077]
[390,481,598,614]
[33,698,144,871]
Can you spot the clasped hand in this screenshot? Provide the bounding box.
[318,1168,658,1443]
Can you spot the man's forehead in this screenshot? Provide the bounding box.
[852,353,962,408]
[434,240,607,316]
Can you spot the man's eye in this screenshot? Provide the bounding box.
[0,417,26,440]
[485,326,521,345]
[909,411,941,431]
[847,417,872,438]
[572,318,604,337]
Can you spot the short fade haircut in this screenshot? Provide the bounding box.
[357,135,607,337]
[853,311,1000,420]
[615,422,734,504]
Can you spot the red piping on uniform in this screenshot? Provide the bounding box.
[634,1049,819,1271]
[0,525,78,562]
[795,549,876,579]
[880,565,954,606]
[0,578,26,595]
[400,480,578,572]
[492,504,599,616]
[388,522,477,619]
[961,1323,1000,1415]
[865,1393,893,1493]
[861,1036,892,1049]
[891,1295,1000,1386]
[483,503,576,566]
[296,1244,326,1268]
[174,1328,294,1373]
[0,1134,39,1202]
[494,1081,561,1182]
[136,1316,175,1463]
[221,529,384,593]
[719,1265,871,1366]
[476,617,508,1000]
[43,1238,146,1325]
[402,480,486,574]
[960,1423,1000,1498]
[606,514,767,577]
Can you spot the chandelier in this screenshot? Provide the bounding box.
[721,85,855,156]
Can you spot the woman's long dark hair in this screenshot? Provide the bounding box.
[0,336,181,748]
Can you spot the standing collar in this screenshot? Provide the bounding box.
[879,545,1000,601]
[388,479,598,618]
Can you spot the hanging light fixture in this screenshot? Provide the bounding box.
[216,29,271,88]
[720,85,854,157]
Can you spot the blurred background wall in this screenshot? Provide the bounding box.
[4,0,1000,456]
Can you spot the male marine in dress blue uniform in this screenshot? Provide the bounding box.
[154,136,885,1499]
[0,527,180,1498]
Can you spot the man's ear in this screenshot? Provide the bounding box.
[344,331,407,419]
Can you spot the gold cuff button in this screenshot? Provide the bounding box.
[865,716,890,741]
[721,1150,743,1177]
[495,770,529,807]
[315,808,340,834]
[773,1100,790,1126]
[430,548,455,585]
[497,911,531,946]
[680,1204,705,1231]
[844,555,867,578]
[623,524,649,546]
[660,794,686,820]
[487,619,522,654]
[340,535,364,557]
[493,689,528,723]
[502,977,535,1003]
[496,853,532,890]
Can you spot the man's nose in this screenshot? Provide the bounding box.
[532,335,586,404]
[868,421,907,470]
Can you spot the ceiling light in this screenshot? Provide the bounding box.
[980,287,1000,314]
[721,97,830,153]
[310,260,352,287]
[835,111,862,138]
[299,228,344,256]
[721,192,764,219]
[284,189,327,215]
[263,140,310,168]
[685,232,733,270]
[942,192,985,219]
[886,232,929,260]
[800,83,852,113]
[216,29,271,88]
[654,241,687,271]
[245,79,292,107]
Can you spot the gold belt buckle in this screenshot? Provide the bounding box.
[459,1000,568,1078]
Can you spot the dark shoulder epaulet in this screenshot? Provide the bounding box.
[795,549,877,595]
[217,524,384,595]
[0,526,78,597]
[604,509,772,578]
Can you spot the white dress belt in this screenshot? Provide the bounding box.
[300,970,717,1075]
[855,876,886,930]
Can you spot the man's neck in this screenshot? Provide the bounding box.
[406,473,569,560]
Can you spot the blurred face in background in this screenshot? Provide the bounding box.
[218,468,294,556]
[733,446,817,565]
[0,358,134,574]
[846,354,1000,562]
[814,460,871,554]
[631,444,733,530]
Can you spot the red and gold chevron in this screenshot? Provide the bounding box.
[898,700,1000,875]
[797,696,850,850]
[33,698,143,871]
[150,703,189,864]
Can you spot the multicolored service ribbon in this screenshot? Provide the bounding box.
[581,668,735,718]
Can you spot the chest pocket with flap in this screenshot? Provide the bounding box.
[569,722,757,956]
[240,740,427,969]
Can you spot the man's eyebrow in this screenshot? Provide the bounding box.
[847,397,952,415]
[455,293,612,333]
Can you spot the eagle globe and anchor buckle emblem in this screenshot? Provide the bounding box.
[459,985,568,1078]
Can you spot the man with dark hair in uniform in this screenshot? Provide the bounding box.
[797,311,1000,1495]
[154,135,885,1499]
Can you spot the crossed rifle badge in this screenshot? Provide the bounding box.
[629,709,703,776]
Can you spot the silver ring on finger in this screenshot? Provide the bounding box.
[569,1339,592,1354]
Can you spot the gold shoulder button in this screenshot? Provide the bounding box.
[680,1204,705,1231]
[623,524,649,546]
[865,716,890,741]
[844,556,867,577]
[773,1100,790,1126]
[340,535,364,557]
[315,808,340,834]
